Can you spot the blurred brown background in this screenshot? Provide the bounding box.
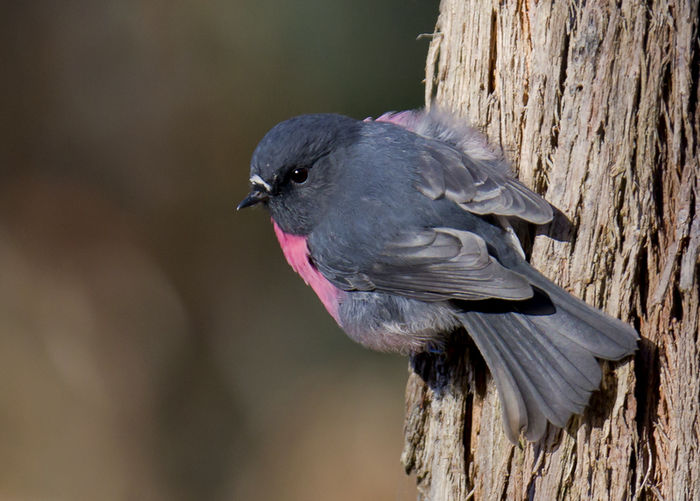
[0,1,436,500]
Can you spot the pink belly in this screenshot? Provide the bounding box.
[272,220,342,324]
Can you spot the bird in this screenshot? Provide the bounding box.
[237,108,639,443]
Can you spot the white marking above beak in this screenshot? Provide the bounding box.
[250,174,272,192]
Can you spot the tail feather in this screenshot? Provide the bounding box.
[508,314,596,406]
[459,313,544,442]
[456,268,639,443]
[515,264,639,358]
[459,312,599,441]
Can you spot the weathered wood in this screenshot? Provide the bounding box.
[403,1,700,499]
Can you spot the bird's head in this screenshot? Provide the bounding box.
[238,114,360,235]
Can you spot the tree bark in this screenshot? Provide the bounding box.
[402,1,700,499]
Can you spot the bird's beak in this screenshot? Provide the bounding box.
[237,189,269,210]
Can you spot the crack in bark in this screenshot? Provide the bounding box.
[487,10,498,95]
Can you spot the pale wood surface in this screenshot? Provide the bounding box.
[403,1,700,499]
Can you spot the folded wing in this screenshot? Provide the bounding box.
[312,227,534,302]
[416,141,553,224]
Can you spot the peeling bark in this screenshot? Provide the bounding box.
[404,1,700,499]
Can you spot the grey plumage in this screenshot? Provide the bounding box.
[318,227,534,301]
[241,109,639,442]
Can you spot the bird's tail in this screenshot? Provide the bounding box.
[455,264,639,443]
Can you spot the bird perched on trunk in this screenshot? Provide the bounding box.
[238,109,639,443]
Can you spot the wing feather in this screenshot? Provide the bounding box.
[313,227,534,302]
[375,110,554,225]
[416,143,553,224]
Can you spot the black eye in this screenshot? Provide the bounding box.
[290,167,308,184]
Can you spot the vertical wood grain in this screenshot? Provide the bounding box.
[405,1,699,498]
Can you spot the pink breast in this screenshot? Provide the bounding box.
[272,220,342,324]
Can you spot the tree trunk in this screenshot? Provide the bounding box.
[402,1,700,499]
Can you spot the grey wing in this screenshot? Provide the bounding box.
[417,141,553,224]
[312,227,534,302]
